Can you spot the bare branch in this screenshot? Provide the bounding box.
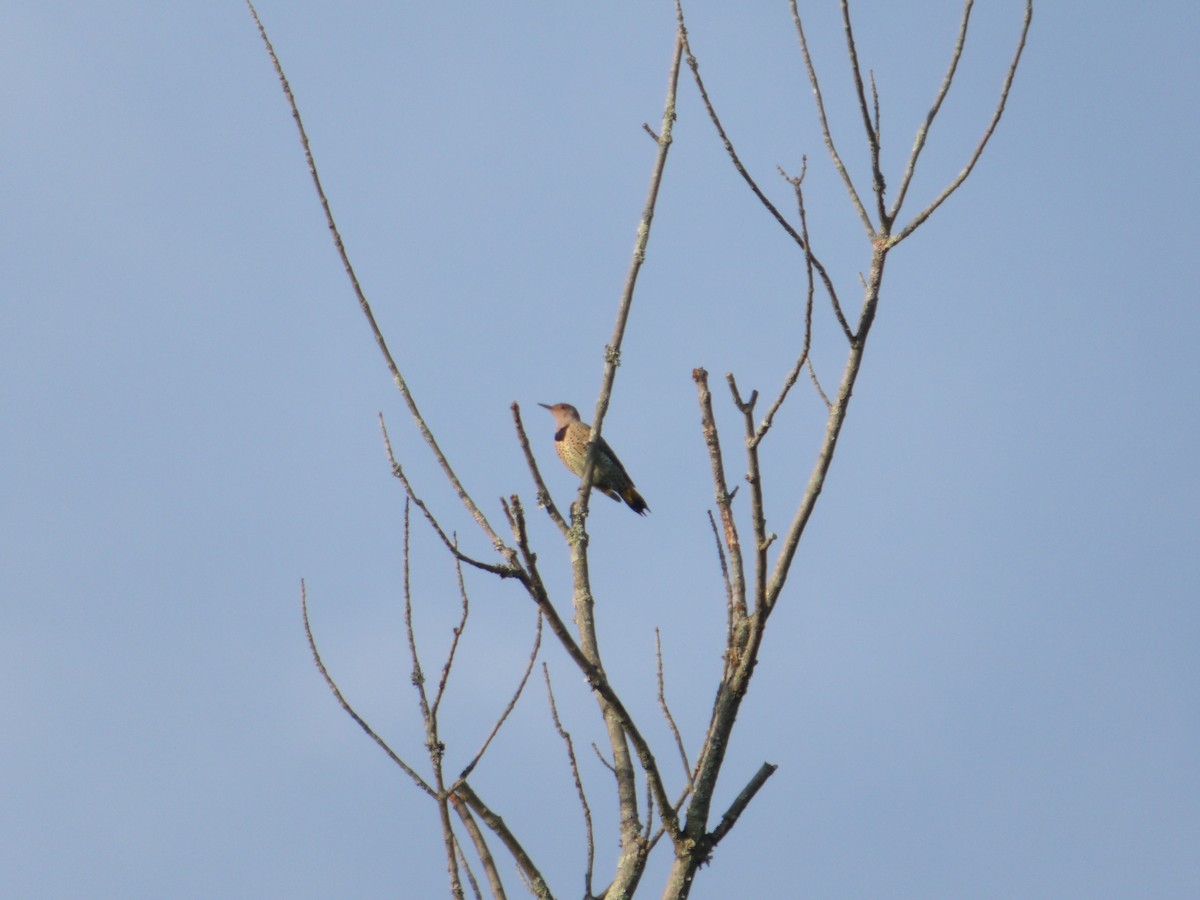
[870,69,881,141]
[245,0,512,561]
[511,402,569,537]
[502,501,681,841]
[402,501,432,726]
[765,243,888,611]
[437,796,465,900]
[381,414,520,579]
[577,29,683,517]
[431,541,471,719]
[726,376,768,613]
[453,834,485,900]
[889,0,974,221]
[592,744,617,777]
[400,501,462,899]
[705,762,779,851]
[839,0,888,226]
[677,0,850,337]
[757,164,822,443]
[454,783,553,900]
[788,0,876,236]
[693,368,747,621]
[705,510,734,621]
[891,0,1034,245]
[452,611,543,787]
[451,795,507,900]
[655,629,692,783]
[808,357,832,410]
[300,580,434,796]
[528,32,688,886]
[643,779,655,844]
[543,664,596,897]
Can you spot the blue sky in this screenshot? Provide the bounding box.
[3,2,1197,897]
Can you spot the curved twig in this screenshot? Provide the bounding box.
[655,629,692,782]
[379,414,519,579]
[888,0,974,222]
[677,0,853,341]
[891,0,1034,244]
[300,580,433,796]
[511,403,569,537]
[431,542,471,719]
[452,611,543,787]
[788,0,875,236]
[839,1,887,225]
[245,0,513,564]
[543,664,596,897]
[808,357,832,409]
[757,163,818,443]
[577,29,683,513]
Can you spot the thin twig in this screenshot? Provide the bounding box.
[405,502,462,899]
[870,69,881,142]
[544,664,596,897]
[888,0,974,222]
[655,629,692,782]
[451,610,543,787]
[577,29,684,514]
[431,542,471,719]
[592,744,617,777]
[646,776,699,855]
[380,414,519,579]
[839,0,888,226]
[403,501,432,726]
[788,0,876,236]
[756,163,819,444]
[807,357,832,409]
[245,0,514,563]
[706,510,734,622]
[705,762,779,850]
[300,580,433,796]
[511,402,569,537]
[454,834,484,900]
[891,0,1034,244]
[693,368,747,621]
[676,0,852,341]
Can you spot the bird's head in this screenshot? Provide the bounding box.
[538,403,581,426]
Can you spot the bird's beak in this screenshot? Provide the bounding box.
[538,403,553,411]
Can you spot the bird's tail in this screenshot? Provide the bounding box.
[621,486,650,516]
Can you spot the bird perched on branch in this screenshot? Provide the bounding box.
[538,403,649,516]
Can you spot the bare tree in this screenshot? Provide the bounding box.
[247,1,1033,897]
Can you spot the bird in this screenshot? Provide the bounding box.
[538,403,649,516]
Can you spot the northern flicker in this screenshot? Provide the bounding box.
[538,403,649,516]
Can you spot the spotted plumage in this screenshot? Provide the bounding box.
[538,403,649,516]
